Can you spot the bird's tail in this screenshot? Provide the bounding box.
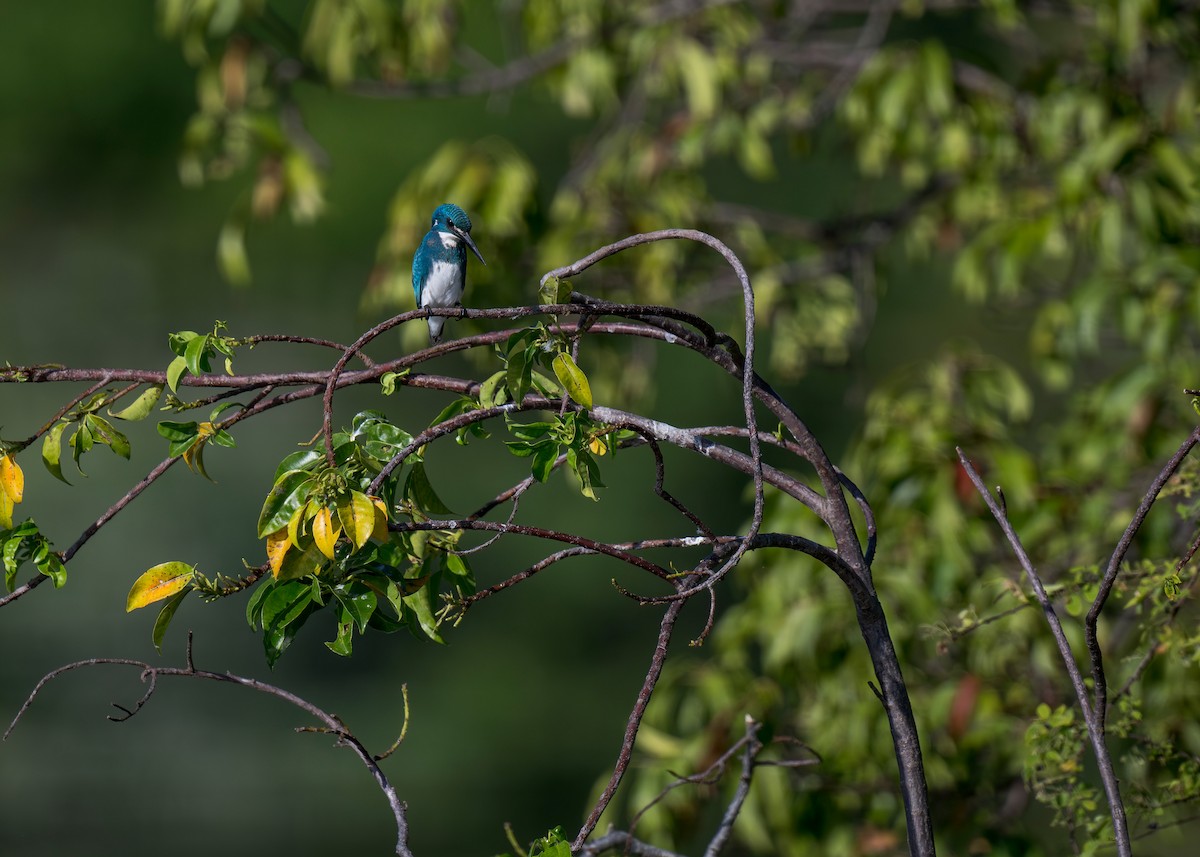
[427,316,445,343]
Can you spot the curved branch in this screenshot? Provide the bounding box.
[1085,424,1200,725]
[6,636,413,857]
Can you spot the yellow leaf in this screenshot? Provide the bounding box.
[312,506,341,560]
[266,528,290,577]
[287,501,310,549]
[337,490,376,550]
[0,488,12,529]
[127,561,195,612]
[588,436,608,456]
[0,455,23,504]
[370,496,390,541]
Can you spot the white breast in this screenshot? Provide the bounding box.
[420,260,464,308]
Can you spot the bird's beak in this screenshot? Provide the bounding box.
[453,224,487,266]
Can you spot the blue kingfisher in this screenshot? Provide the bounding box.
[412,203,486,343]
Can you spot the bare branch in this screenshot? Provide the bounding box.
[956,447,1131,857]
[575,598,687,850]
[5,637,414,857]
[1085,425,1200,725]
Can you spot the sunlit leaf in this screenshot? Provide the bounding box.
[265,528,290,577]
[337,490,377,549]
[333,581,377,633]
[184,333,211,377]
[166,356,188,393]
[370,495,390,541]
[109,385,164,421]
[257,470,316,538]
[312,506,341,559]
[127,561,196,611]
[86,415,131,460]
[552,352,593,409]
[0,455,23,504]
[41,422,70,484]
[478,370,507,408]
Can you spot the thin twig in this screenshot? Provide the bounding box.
[5,637,413,857]
[957,447,1131,857]
[1085,425,1200,725]
[574,598,687,850]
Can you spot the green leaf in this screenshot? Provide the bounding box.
[257,470,316,538]
[326,618,354,656]
[568,447,604,501]
[246,578,276,630]
[109,385,164,421]
[333,580,378,633]
[404,462,453,515]
[152,588,190,654]
[538,275,572,306]
[530,370,563,398]
[274,537,327,582]
[531,442,559,482]
[168,331,200,358]
[157,420,199,443]
[274,448,324,483]
[552,352,592,409]
[444,552,475,593]
[261,580,315,638]
[506,344,533,401]
[358,419,414,462]
[402,569,444,644]
[261,580,319,666]
[380,370,409,395]
[478,370,508,407]
[166,356,188,393]
[184,333,211,377]
[34,550,67,588]
[2,522,40,591]
[70,422,93,474]
[42,421,70,484]
[86,415,131,459]
[127,561,196,611]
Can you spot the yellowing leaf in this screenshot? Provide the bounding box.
[275,537,326,582]
[312,506,341,560]
[552,352,593,409]
[0,455,23,504]
[337,491,376,550]
[588,436,608,456]
[42,421,70,484]
[266,528,291,577]
[126,561,195,612]
[109,385,164,421]
[287,501,310,549]
[369,496,390,541]
[0,488,12,529]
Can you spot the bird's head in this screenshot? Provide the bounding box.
[430,203,486,266]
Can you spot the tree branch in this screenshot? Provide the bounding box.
[957,447,1131,857]
[6,633,413,857]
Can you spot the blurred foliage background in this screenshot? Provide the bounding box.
[3,1,1200,855]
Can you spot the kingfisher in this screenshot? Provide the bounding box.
[412,203,486,343]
